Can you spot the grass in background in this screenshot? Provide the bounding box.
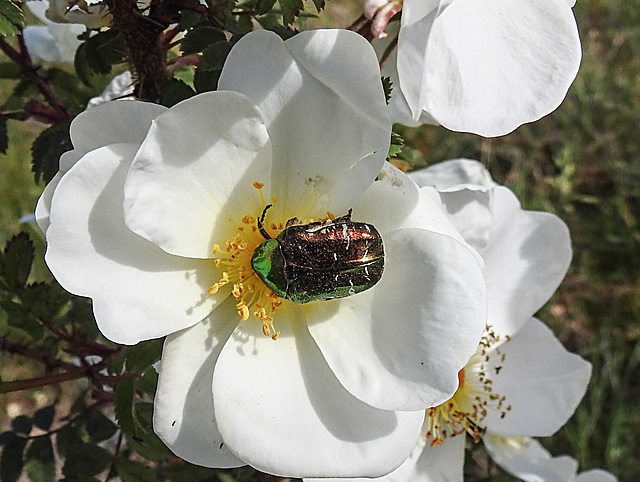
[0,0,638,479]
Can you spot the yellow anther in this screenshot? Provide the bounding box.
[242,215,256,224]
[238,304,249,321]
[271,331,280,341]
[327,211,335,221]
[271,197,278,203]
[232,283,244,299]
[212,244,220,254]
[253,181,264,189]
[262,323,271,337]
[214,258,222,267]
[208,284,219,295]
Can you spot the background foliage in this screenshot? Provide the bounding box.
[0,0,639,480]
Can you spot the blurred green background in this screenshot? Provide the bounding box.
[1,0,639,480]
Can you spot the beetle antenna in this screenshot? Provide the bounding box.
[258,204,274,239]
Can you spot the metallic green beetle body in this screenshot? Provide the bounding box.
[251,207,384,304]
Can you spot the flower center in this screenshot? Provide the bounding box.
[208,183,285,340]
[424,328,511,447]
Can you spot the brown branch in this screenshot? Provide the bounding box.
[0,337,78,371]
[0,35,72,122]
[0,366,91,393]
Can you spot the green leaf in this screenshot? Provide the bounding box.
[115,459,157,482]
[124,338,164,374]
[181,25,226,55]
[1,232,35,290]
[0,298,44,339]
[75,30,127,85]
[0,113,7,154]
[388,131,404,158]
[63,295,99,340]
[264,24,298,40]
[33,405,55,431]
[0,0,24,36]
[31,121,72,184]
[82,409,118,443]
[178,9,203,31]
[62,443,111,478]
[199,41,232,72]
[74,42,93,86]
[127,403,173,461]
[24,437,55,482]
[114,377,136,438]
[11,415,32,435]
[136,366,159,395]
[278,0,303,25]
[55,424,83,459]
[382,76,393,105]
[255,0,277,16]
[20,282,71,323]
[0,434,26,482]
[193,69,221,94]
[161,79,195,107]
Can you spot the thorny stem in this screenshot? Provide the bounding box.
[106,0,171,102]
[0,367,96,393]
[0,35,72,122]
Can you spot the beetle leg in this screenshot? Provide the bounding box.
[257,204,274,239]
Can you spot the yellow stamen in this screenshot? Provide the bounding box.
[424,327,510,446]
[207,187,287,338]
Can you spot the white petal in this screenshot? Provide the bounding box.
[396,0,444,122]
[60,100,167,172]
[153,298,244,468]
[35,172,62,235]
[408,159,496,192]
[408,436,465,482]
[482,187,572,335]
[410,161,571,333]
[124,91,272,258]
[484,318,591,436]
[484,434,579,482]
[398,0,581,136]
[308,225,485,412]
[304,437,428,482]
[218,29,391,216]
[576,470,618,482]
[213,314,424,478]
[25,0,50,22]
[357,164,481,258]
[408,159,497,251]
[45,143,222,344]
[307,167,484,410]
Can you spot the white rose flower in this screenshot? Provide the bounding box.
[37,31,487,477]
[306,158,597,481]
[23,0,84,65]
[374,0,582,137]
[484,435,618,482]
